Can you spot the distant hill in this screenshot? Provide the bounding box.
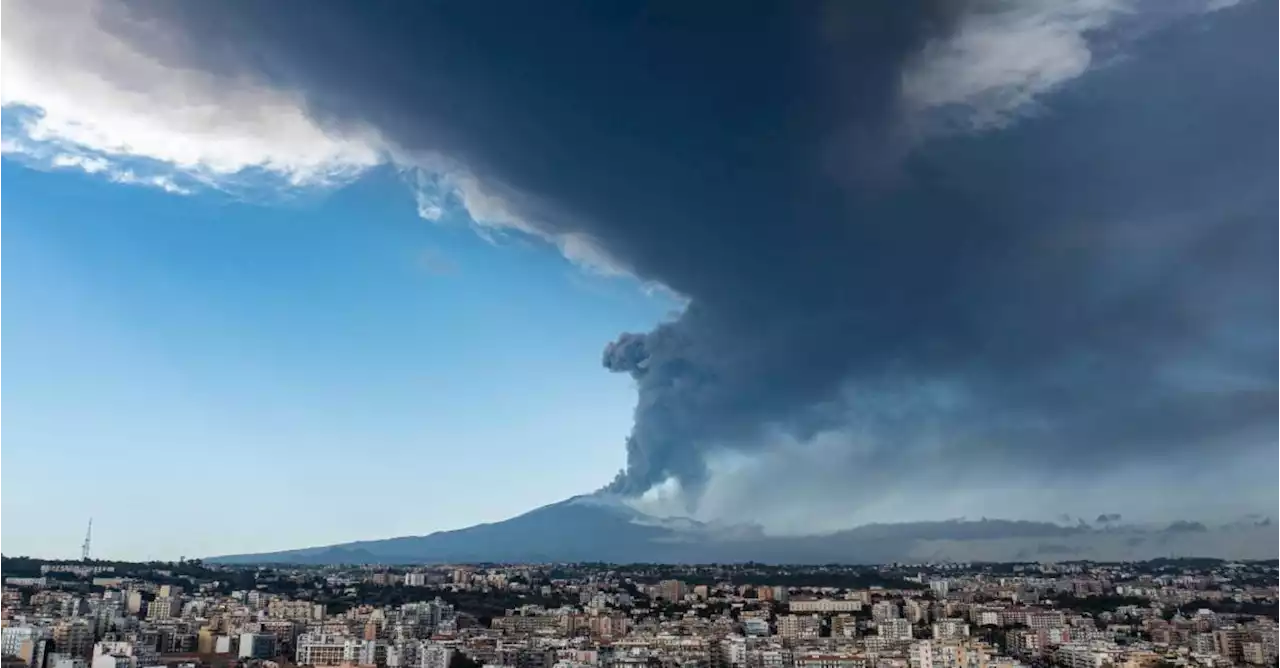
[207,494,1278,565]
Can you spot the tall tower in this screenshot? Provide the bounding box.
[81,518,92,561]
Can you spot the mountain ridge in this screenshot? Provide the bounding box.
[207,494,1278,565]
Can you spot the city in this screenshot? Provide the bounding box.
[1,557,1275,668]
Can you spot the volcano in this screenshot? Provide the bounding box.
[207,495,1277,564]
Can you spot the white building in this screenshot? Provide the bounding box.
[48,654,90,668]
[238,633,277,659]
[791,599,862,613]
[5,578,47,588]
[146,598,177,621]
[404,573,428,587]
[873,602,901,622]
[880,618,914,642]
[906,600,931,625]
[93,640,159,668]
[720,638,747,668]
[794,653,866,668]
[743,619,770,637]
[2,627,47,658]
[909,640,998,668]
[419,643,454,668]
[932,621,970,641]
[1025,612,1065,630]
[357,641,387,667]
[1052,642,1123,668]
[777,615,821,639]
[296,633,359,666]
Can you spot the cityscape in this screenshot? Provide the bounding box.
[1,556,1276,668]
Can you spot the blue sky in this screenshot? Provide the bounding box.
[3,161,675,560]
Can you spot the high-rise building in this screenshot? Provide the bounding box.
[357,640,387,668]
[742,619,770,637]
[3,627,47,659]
[777,615,821,640]
[51,621,93,660]
[92,640,159,668]
[830,615,857,639]
[237,634,276,660]
[196,630,216,655]
[146,598,176,621]
[657,580,686,602]
[1215,628,1247,661]
[872,602,901,622]
[791,599,862,613]
[905,600,931,625]
[296,634,358,666]
[1025,611,1064,630]
[46,655,87,668]
[418,644,453,668]
[932,620,969,641]
[1007,630,1043,658]
[880,618,913,642]
[910,640,994,668]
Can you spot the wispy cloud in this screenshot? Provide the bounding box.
[900,0,1247,134]
[403,165,636,278]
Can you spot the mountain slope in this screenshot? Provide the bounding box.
[211,495,693,564]
[208,496,1278,565]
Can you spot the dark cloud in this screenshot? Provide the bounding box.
[1165,520,1209,533]
[127,1,1276,514]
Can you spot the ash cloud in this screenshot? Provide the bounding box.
[36,1,1280,519]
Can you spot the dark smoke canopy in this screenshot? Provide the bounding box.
[126,0,1278,515]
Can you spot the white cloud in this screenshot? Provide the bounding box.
[405,164,635,277]
[1,0,641,282]
[901,0,1127,132]
[554,233,631,278]
[900,0,1242,134]
[0,136,24,154]
[50,153,111,173]
[107,170,191,195]
[1,0,387,185]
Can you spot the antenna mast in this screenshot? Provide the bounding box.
[81,518,93,561]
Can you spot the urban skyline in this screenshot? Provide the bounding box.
[0,555,1276,668]
[3,0,1276,561]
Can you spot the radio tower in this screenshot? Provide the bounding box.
[81,518,93,561]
